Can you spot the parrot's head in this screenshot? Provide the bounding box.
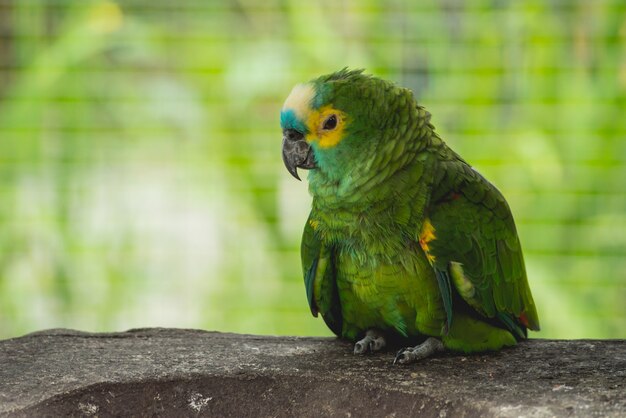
[280,69,423,183]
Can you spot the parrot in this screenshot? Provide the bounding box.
[280,69,539,364]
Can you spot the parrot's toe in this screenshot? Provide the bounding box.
[353,329,387,355]
[393,337,444,365]
[353,339,369,355]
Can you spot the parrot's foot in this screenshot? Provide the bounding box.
[353,329,387,355]
[393,337,444,365]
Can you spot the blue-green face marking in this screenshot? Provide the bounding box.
[280,108,308,134]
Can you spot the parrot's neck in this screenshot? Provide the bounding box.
[308,151,419,207]
[307,123,438,208]
[307,104,440,205]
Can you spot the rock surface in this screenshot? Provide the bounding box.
[0,328,624,417]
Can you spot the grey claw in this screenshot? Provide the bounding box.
[354,341,368,355]
[371,336,386,352]
[393,348,409,365]
[393,338,444,365]
[354,330,387,355]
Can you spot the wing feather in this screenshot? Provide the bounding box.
[301,214,343,336]
[426,159,540,333]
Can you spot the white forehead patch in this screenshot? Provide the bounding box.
[282,83,315,121]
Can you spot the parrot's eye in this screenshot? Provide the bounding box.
[322,114,337,130]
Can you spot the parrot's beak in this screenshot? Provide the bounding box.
[282,128,316,181]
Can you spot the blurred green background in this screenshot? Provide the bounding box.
[0,0,625,340]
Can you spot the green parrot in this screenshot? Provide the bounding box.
[280,69,539,364]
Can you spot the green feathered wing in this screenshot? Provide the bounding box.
[301,214,343,336]
[425,156,540,336]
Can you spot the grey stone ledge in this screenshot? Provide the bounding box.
[0,328,624,417]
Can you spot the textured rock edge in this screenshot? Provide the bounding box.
[0,329,624,417]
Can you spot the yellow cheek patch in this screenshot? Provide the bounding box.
[305,105,348,149]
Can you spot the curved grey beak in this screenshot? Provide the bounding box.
[282,128,316,181]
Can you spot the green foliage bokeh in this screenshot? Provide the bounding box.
[0,0,625,339]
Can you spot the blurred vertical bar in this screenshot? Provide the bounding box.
[0,1,12,96]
